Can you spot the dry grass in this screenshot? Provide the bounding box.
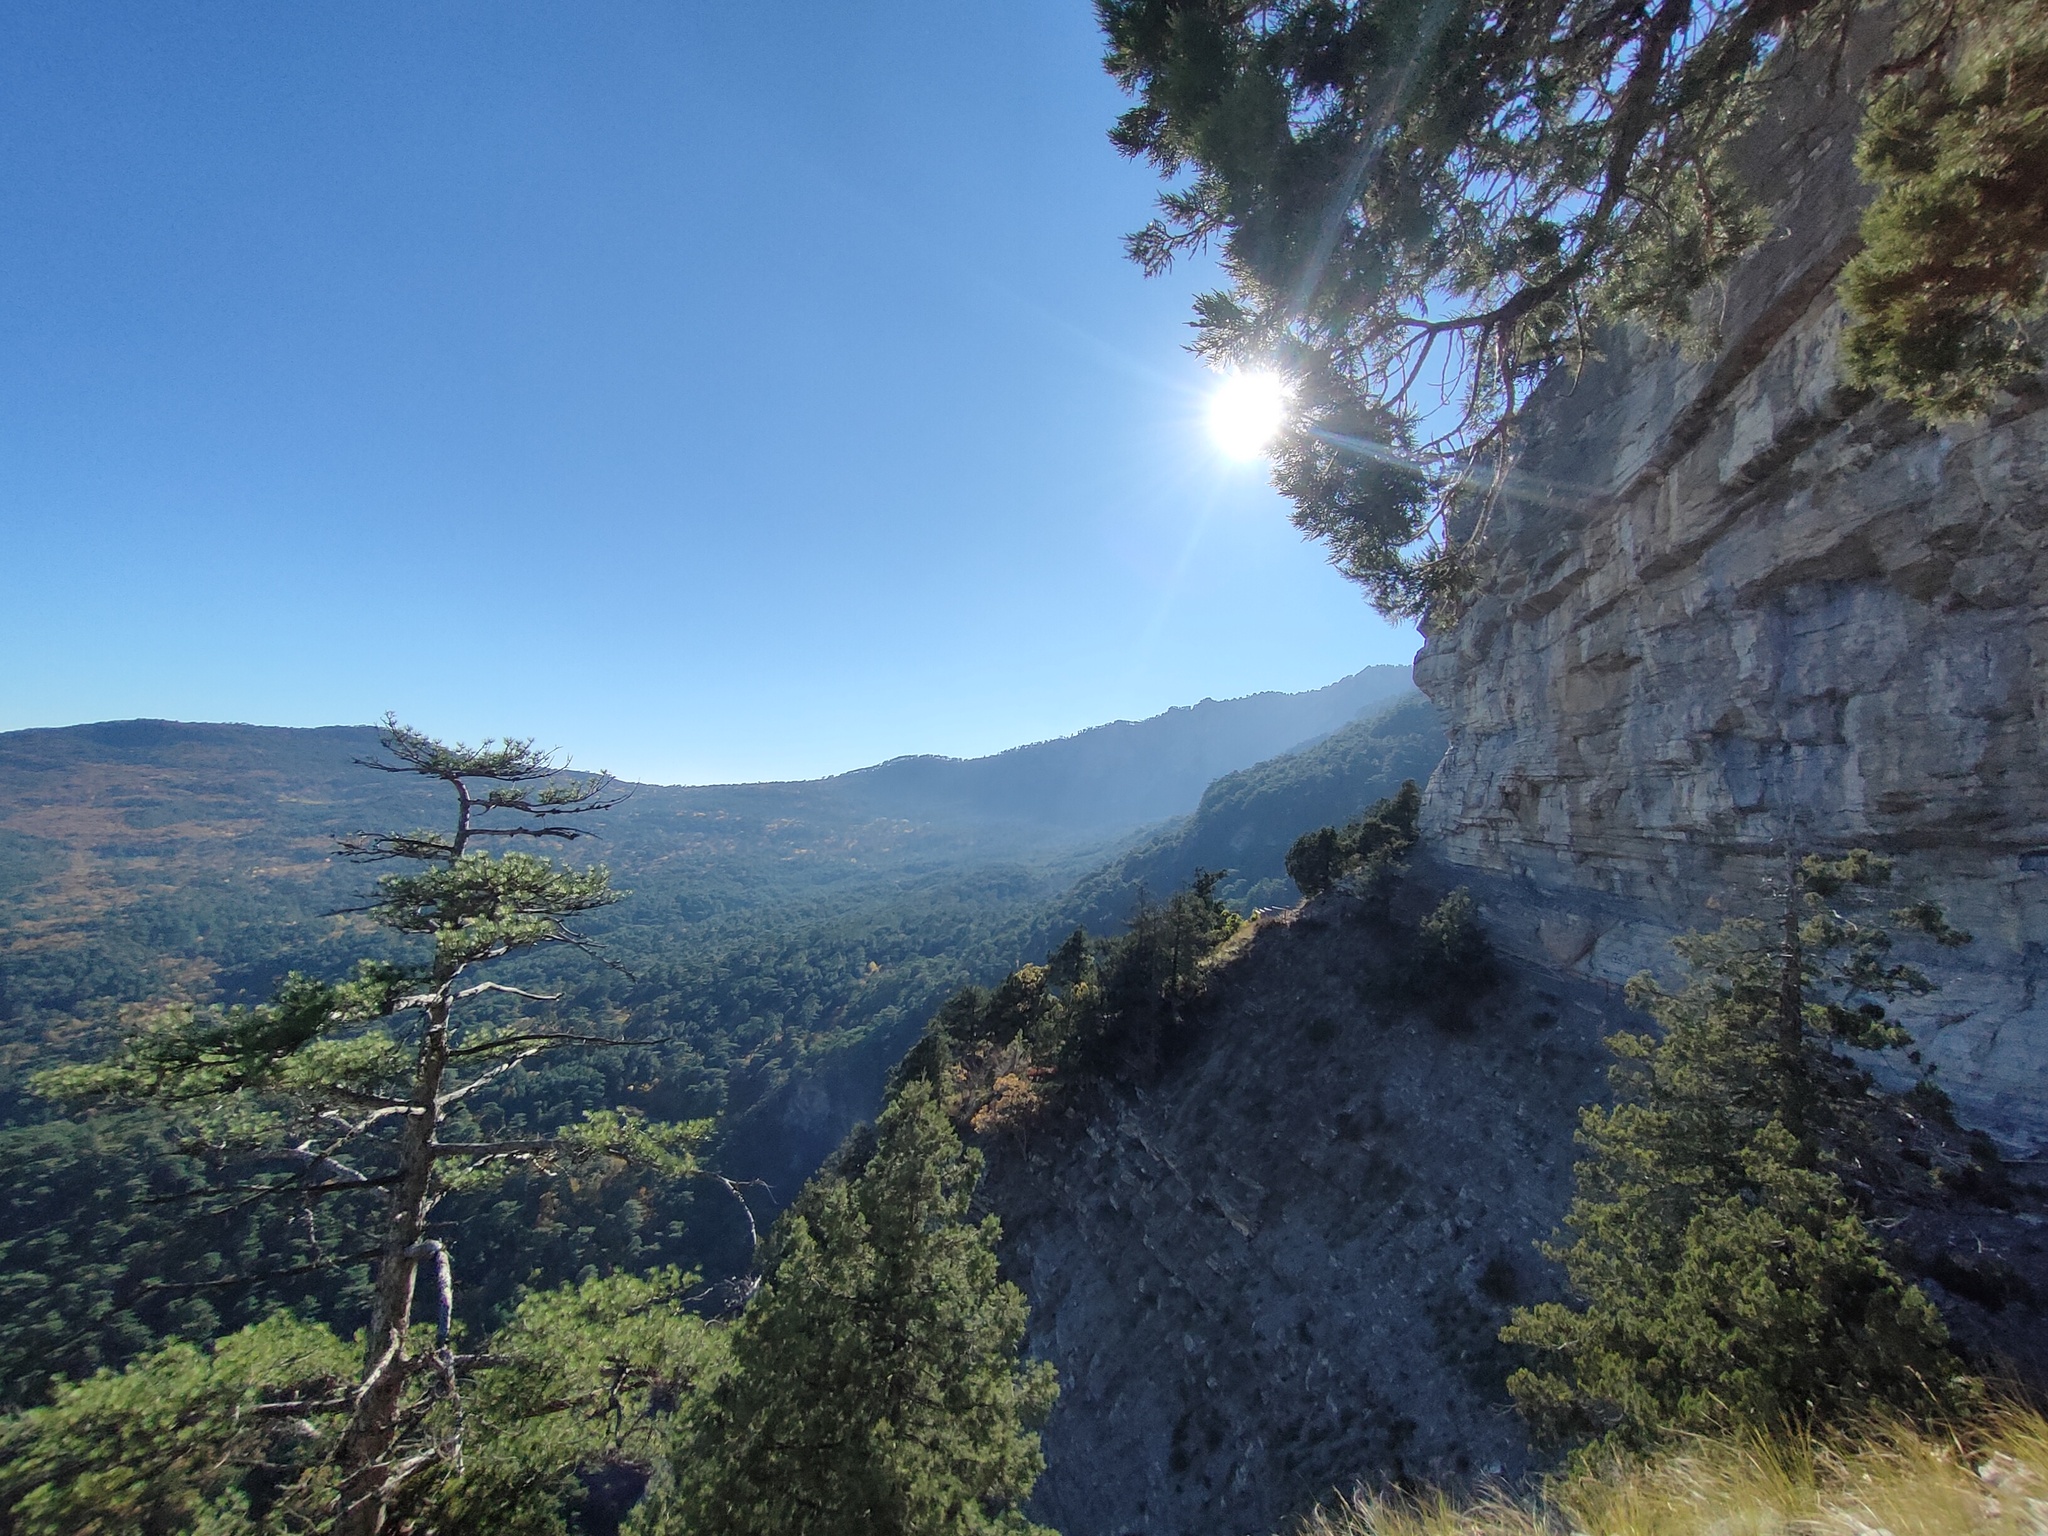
[1297,1406,2048,1536]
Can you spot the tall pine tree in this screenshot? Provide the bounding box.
[1504,851,1975,1450]
[33,720,708,1536]
[659,1079,1056,1536]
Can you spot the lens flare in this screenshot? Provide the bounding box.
[1206,370,1291,459]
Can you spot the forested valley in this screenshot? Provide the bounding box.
[8,0,2048,1522]
[0,676,1433,1531]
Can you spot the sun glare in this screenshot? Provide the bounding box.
[1206,369,1291,460]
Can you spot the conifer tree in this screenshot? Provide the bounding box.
[0,1269,727,1536]
[1098,0,2046,615]
[662,1079,1057,1536]
[1504,851,1975,1449]
[33,719,708,1536]
[1286,782,1420,903]
[1841,0,2048,418]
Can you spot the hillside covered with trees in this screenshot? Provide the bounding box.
[0,683,1432,1425]
[7,0,2048,1522]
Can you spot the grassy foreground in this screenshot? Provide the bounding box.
[1296,1406,2048,1535]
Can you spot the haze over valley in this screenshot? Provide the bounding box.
[5,2,2047,1532]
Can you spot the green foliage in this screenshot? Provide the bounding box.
[1285,781,1422,902]
[31,964,413,1108]
[1285,826,1344,901]
[1407,887,1495,1000]
[1504,851,1976,1451]
[1096,0,1831,614]
[21,721,717,1535]
[0,1111,377,1410]
[0,1311,355,1535]
[895,871,1254,1158]
[0,1272,727,1536]
[1060,871,1243,1082]
[1057,693,1443,926]
[654,1081,1056,1536]
[361,851,619,970]
[1044,927,1089,990]
[400,1270,728,1536]
[0,800,1078,1410]
[1843,0,2048,419]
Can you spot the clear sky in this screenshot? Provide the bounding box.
[0,1,1417,785]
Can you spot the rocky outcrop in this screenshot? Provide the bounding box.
[984,902,1621,1536]
[985,33,2048,1532]
[1414,39,2048,1150]
[986,890,2048,1535]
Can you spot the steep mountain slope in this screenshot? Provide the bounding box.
[1056,693,1442,927]
[980,891,2048,1536]
[981,896,1620,1536]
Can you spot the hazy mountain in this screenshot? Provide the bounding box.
[0,667,1414,1029]
[0,671,1442,1405]
[817,665,1414,836]
[1051,692,1444,931]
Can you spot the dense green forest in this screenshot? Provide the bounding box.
[0,693,1436,1414]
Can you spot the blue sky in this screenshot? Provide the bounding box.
[0,1,1417,785]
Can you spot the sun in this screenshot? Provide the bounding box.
[1207,369,1291,459]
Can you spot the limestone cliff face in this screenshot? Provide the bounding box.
[1414,53,2048,1150]
[980,39,2048,1532]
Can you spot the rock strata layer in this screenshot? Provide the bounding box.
[1414,46,2048,1149]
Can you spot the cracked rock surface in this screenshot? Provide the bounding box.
[1412,28,2048,1149]
[981,900,1618,1536]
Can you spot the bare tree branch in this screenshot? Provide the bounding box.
[435,1048,544,1109]
[445,1030,672,1060]
[452,981,563,1004]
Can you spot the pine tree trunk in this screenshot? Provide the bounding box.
[335,1000,450,1536]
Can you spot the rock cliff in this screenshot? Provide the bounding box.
[1413,36,2048,1150]
[983,899,1620,1536]
[984,893,2048,1535]
[983,35,2048,1532]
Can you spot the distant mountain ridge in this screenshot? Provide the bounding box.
[1052,692,1446,929]
[816,665,1413,836]
[0,667,1419,1026]
[0,669,1440,1406]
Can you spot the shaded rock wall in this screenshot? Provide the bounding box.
[985,904,1621,1536]
[986,896,2048,1535]
[1414,41,2048,1150]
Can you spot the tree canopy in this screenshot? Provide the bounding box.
[655,1079,1057,1536]
[1503,851,1976,1450]
[30,720,711,1536]
[1099,0,2048,616]
[0,1270,727,1536]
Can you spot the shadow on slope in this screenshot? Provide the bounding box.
[1052,692,1444,934]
